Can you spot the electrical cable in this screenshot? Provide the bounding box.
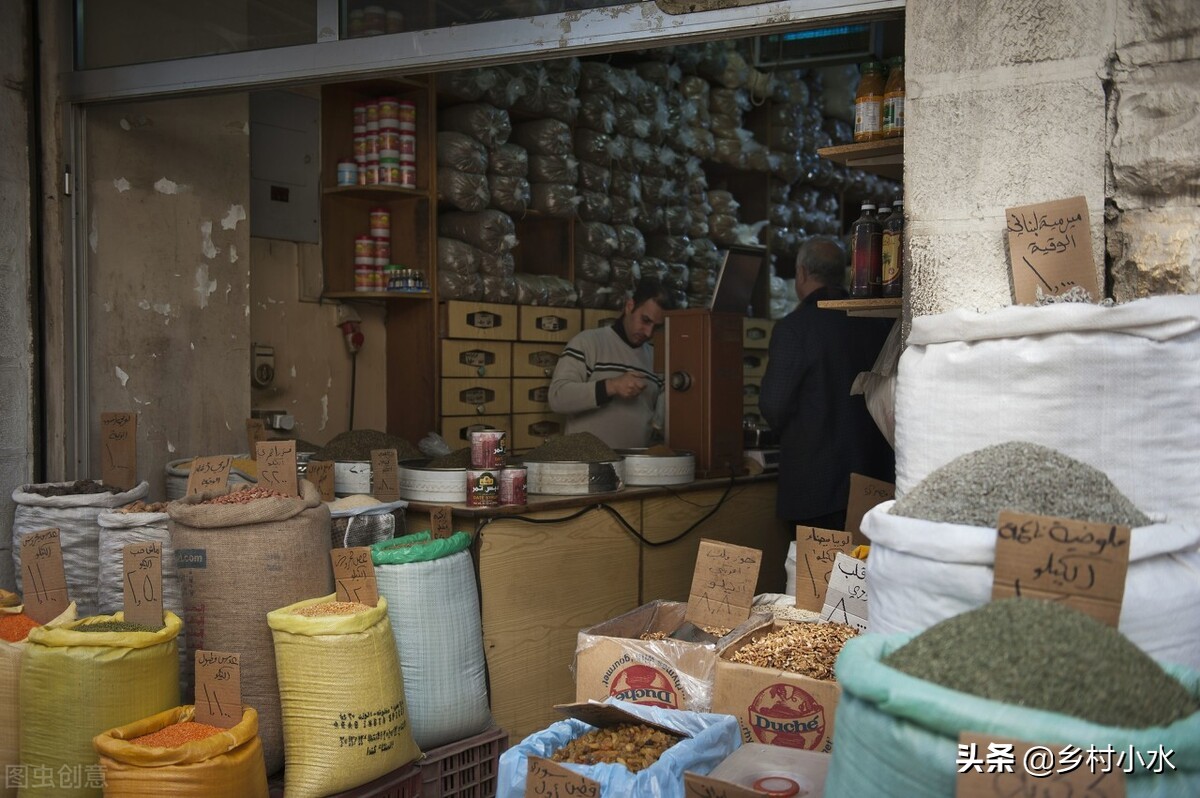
[348,350,357,429]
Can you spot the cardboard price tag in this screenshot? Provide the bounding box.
[683,772,763,798]
[820,552,869,632]
[100,411,137,491]
[844,473,893,546]
[1005,196,1099,305]
[331,547,379,607]
[526,757,600,798]
[430,505,454,540]
[256,440,299,497]
[194,650,242,729]
[19,528,69,624]
[955,732,1127,798]
[685,539,761,629]
[794,526,855,612]
[123,541,163,628]
[306,459,335,502]
[371,449,400,502]
[992,511,1131,627]
[245,419,268,460]
[186,455,233,497]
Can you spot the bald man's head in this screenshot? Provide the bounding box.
[795,236,846,287]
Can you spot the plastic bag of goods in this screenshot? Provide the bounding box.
[436,131,488,173]
[574,127,614,167]
[438,271,484,301]
[438,103,512,148]
[611,258,640,292]
[0,603,76,798]
[168,482,333,774]
[825,600,1200,797]
[578,191,613,223]
[609,196,638,226]
[437,168,489,212]
[437,236,481,277]
[11,480,149,614]
[438,68,499,103]
[496,698,741,798]
[488,142,529,177]
[512,118,572,155]
[574,250,612,284]
[267,594,420,798]
[663,206,690,235]
[577,92,615,134]
[20,612,182,798]
[545,56,581,89]
[329,496,406,549]
[580,61,628,97]
[895,296,1200,521]
[646,235,692,264]
[529,183,581,218]
[438,210,517,253]
[614,225,645,259]
[614,99,651,139]
[489,175,531,215]
[92,705,268,798]
[578,161,610,193]
[528,154,578,184]
[576,280,622,310]
[484,66,528,109]
[371,532,492,749]
[611,170,642,205]
[577,222,618,257]
[539,83,580,124]
[482,275,519,304]
[478,249,516,278]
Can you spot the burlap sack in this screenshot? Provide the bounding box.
[167,481,332,774]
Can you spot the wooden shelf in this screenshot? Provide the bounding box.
[817,297,902,317]
[322,186,427,201]
[817,139,903,181]
[324,291,432,301]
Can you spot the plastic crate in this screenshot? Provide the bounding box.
[418,726,509,798]
[268,762,421,798]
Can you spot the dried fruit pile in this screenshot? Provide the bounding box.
[728,622,859,682]
[551,723,681,773]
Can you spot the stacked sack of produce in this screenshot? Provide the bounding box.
[437,210,517,302]
[574,222,621,309]
[371,531,492,749]
[825,599,1200,796]
[10,479,149,613]
[516,118,580,219]
[862,441,1200,668]
[0,601,75,798]
[92,706,268,797]
[96,500,181,615]
[436,128,490,212]
[20,612,182,798]
[611,223,646,300]
[267,594,421,797]
[168,482,333,774]
[327,495,405,550]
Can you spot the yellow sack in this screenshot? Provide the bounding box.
[19,612,182,798]
[93,705,268,797]
[0,604,77,798]
[267,595,420,798]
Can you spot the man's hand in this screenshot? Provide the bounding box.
[605,371,646,399]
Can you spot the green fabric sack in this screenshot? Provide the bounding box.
[825,633,1200,797]
[371,530,471,565]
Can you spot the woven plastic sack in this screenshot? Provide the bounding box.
[168,481,332,774]
[438,210,517,253]
[528,154,578,184]
[436,131,488,173]
[268,595,419,797]
[329,499,405,549]
[488,142,529,177]
[372,532,492,749]
[19,612,181,798]
[96,510,181,615]
[861,501,1200,667]
[437,168,490,212]
[439,103,511,148]
[512,118,571,155]
[489,175,531,215]
[12,481,149,617]
[497,699,741,798]
[825,633,1200,797]
[93,706,268,798]
[0,603,76,798]
[895,296,1200,521]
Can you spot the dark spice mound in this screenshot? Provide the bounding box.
[75,620,162,633]
[882,599,1197,728]
[521,432,619,463]
[310,430,421,462]
[426,448,474,469]
[26,480,118,497]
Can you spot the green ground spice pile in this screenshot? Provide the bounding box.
[74,620,162,633]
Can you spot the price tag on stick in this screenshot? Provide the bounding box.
[845,472,893,547]
[256,440,299,497]
[794,526,855,612]
[123,541,164,628]
[245,419,268,460]
[685,539,761,630]
[684,772,762,798]
[331,547,379,607]
[955,731,1126,798]
[820,551,869,632]
[526,757,600,798]
[992,511,1131,627]
[430,505,454,540]
[194,650,242,729]
[100,411,137,491]
[19,528,69,624]
[1005,195,1099,305]
[186,455,232,497]
[371,448,400,502]
[306,459,335,502]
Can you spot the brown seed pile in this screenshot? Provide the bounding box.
[701,625,732,637]
[201,486,292,505]
[426,448,474,469]
[729,623,859,682]
[26,480,117,497]
[311,430,421,462]
[639,630,669,641]
[552,723,681,773]
[129,721,225,748]
[292,601,372,617]
[521,432,618,463]
[116,500,170,514]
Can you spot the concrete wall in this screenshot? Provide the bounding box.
[86,95,251,499]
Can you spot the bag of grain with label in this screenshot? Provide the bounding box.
[10,480,150,612]
[372,531,493,748]
[0,603,76,798]
[92,705,268,798]
[267,595,420,798]
[19,612,182,798]
[168,482,333,774]
[96,503,181,615]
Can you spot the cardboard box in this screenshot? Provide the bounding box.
[440,339,512,379]
[511,342,564,378]
[742,318,774,350]
[511,412,564,450]
[512,377,553,413]
[518,306,582,343]
[441,300,518,341]
[742,351,768,378]
[440,378,512,416]
[583,308,622,330]
[712,621,841,753]
[440,414,510,448]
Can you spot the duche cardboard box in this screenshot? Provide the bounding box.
[574,600,765,713]
[711,620,841,753]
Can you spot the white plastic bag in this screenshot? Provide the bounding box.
[851,319,901,446]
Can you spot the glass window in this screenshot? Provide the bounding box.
[340,0,631,38]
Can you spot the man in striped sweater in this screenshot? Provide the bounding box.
[549,278,670,449]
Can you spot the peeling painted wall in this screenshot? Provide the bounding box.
[86,95,251,499]
[249,238,386,444]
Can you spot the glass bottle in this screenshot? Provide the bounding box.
[850,202,882,298]
[882,57,905,139]
[853,61,886,143]
[881,198,904,298]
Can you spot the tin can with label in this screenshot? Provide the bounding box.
[398,100,416,124]
[369,207,390,238]
[398,165,416,188]
[337,159,358,186]
[379,161,401,186]
[398,134,416,158]
[470,430,507,469]
[467,469,499,507]
[499,466,527,506]
[354,235,374,259]
[373,237,390,261]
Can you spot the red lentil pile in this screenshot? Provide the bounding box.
[0,613,40,642]
[201,486,291,505]
[293,601,371,617]
[129,721,225,748]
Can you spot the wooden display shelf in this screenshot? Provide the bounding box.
[324,291,432,300]
[322,185,427,201]
[817,297,902,317]
[816,138,903,180]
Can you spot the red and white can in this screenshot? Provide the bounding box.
[499,466,527,506]
[369,207,390,238]
[398,134,416,158]
[398,165,417,188]
[470,430,507,469]
[467,469,499,507]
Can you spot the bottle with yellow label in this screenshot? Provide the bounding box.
[883,57,905,138]
[854,61,886,143]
